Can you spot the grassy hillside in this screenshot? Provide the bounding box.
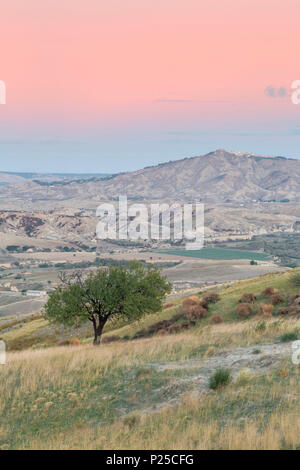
[0,269,299,450]
[1,269,296,350]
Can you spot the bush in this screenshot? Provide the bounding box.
[148,320,172,334]
[262,286,278,297]
[70,338,81,346]
[236,303,252,318]
[170,312,185,322]
[209,369,231,390]
[163,302,174,310]
[157,329,169,336]
[182,296,201,309]
[277,307,290,316]
[57,338,71,346]
[292,295,300,305]
[239,293,257,304]
[57,337,81,346]
[289,271,300,288]
[277,305,300,318]
[184,304,208,320]
[260,304,274,318]
[210,315,223,324]
[279,331,299,343]
[255,320,266,332]
[270,294,284,305]
[198,298,209,309]
[203,293,220,304]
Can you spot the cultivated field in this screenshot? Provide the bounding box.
[157,248,271,261]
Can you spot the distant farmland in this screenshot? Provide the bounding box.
[155,248,271,261]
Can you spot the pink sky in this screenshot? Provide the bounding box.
[0,0,300,172]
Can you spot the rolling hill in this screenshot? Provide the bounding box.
[1,149,300,208]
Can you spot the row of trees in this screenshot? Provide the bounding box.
[44,262,171,345]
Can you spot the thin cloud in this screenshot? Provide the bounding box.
[154,98,194,103]
[153,98,230,103]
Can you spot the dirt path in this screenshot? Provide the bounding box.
[138,342,295,413]
[151,342,293,376]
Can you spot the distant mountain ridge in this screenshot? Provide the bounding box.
[1,149,300,208]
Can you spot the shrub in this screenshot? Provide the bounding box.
[182,296,201,309]
[279,331,299,343]
[203,293,220,304]
[210,315,223,324]
[123,414,140,429]
[277,305,300,318]
[289,271,300,288]
[163,302,174,310]
[198,298,209,309]
[291,295,300,305]
[270,294,284,305]
[157,329,169,336]
[168,321,192,334]
[236,303,252,318]
[239,293,257,303]
[170,312,185,322]
[168,324,182,334]
[262,286,278,297]
[209,369,231,390]
[184,304,208,320]
[255,320,266,332]
[70,337,81,346]
[57,338,71,346]
[277,307,290,316]
[260,304,274,318]
[148,320,172,334]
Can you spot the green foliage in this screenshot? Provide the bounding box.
[279,331,299,343]
[44,262,171,344]
[6,245,20,252]
[209,369,231,390]
[289,270,300,288]
[255,320,266,332]
[216,233,300,267]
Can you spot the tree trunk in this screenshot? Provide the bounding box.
[93,335,101,345]
[93,318,106,346]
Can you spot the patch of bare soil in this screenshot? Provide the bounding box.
[142,342,294,412]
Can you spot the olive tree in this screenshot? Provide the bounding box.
[44,262,171,345]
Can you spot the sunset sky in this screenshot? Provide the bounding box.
[0,0,300,173]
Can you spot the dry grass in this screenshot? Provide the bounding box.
[1,314,299,450]
[1,269,300,449]
[2,341,299,450]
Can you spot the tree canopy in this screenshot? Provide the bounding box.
[44,262,171,345]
